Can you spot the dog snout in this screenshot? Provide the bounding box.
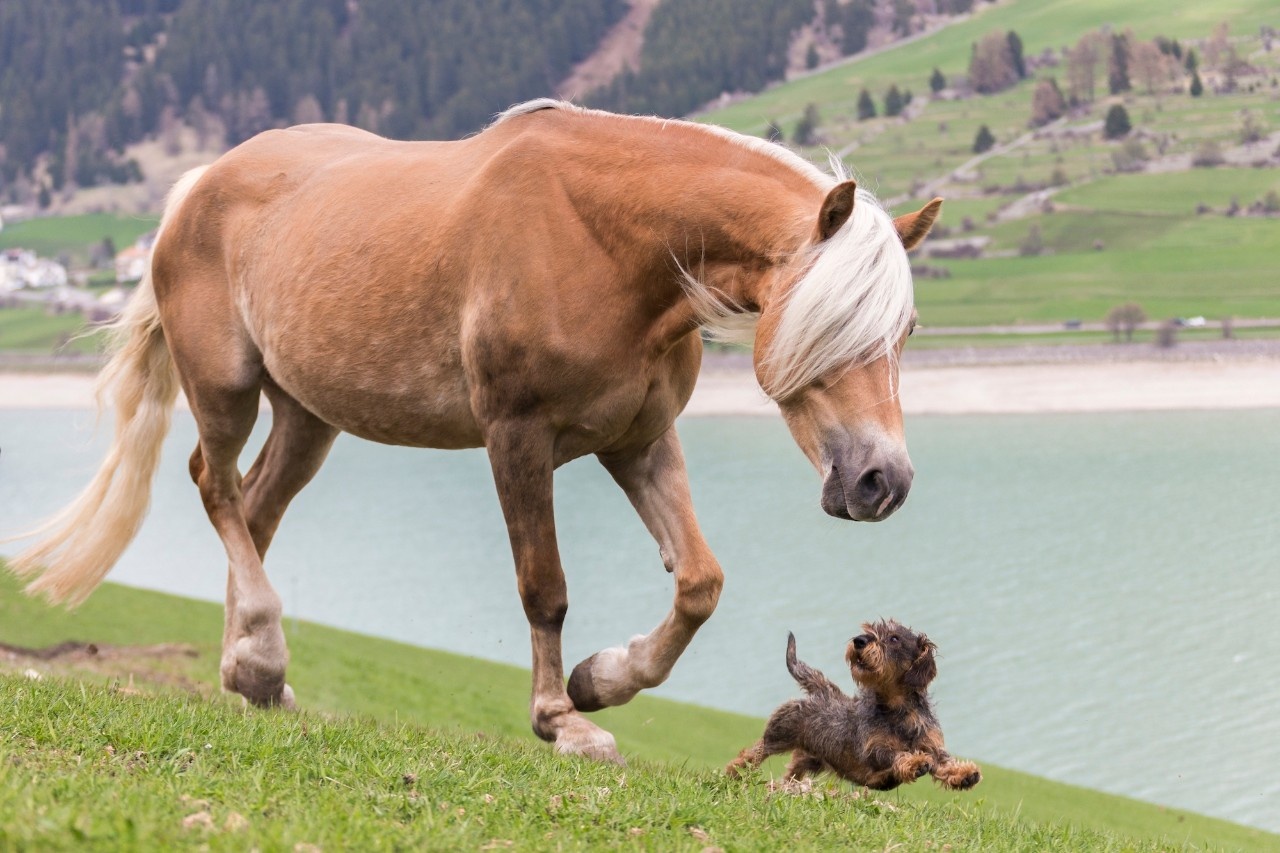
[852,634,872,651]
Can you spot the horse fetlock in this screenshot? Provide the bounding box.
[567,642,668,712]
[223,633,290,707]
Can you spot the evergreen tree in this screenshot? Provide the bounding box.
[883,84,905,117]
[1103,104,1132,139]
[1109,34,1132,94]
[1007,31,1027,79]
[1189,69,1204,97]
[1184,48,1198,73]
[929,67,946,93]
[805,43,820,70]
[972,124,995,153]
[793,103,821,146]
[857,88,877,120]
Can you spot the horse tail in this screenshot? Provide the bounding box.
[6,167,207,606]
[785,632,839,697]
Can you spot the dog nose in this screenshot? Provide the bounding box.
[852,634,871,650]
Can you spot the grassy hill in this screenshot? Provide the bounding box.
[1,571,1272,850]
[702,0,1280,331]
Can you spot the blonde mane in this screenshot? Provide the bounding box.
[495,100,915,401]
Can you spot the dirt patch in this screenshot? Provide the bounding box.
[0,639,197,662]
[1,640,206,694]
[556,0,660,99]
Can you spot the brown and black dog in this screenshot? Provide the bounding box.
[727,621,980,791]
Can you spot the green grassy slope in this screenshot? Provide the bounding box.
[1,676,1210,852]
[697,0,1280,327]
[0,213,158,267]
[0,572,1271,850]
[703,0,1277,135]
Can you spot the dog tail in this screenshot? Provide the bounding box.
[786,632,839,697]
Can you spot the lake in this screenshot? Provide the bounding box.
[1,407,1277,831]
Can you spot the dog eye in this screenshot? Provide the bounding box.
[889,636,899,644]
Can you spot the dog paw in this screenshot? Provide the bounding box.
[915,761,934,778]
[958,769,981,789]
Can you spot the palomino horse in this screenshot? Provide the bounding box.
[11,100,940,763]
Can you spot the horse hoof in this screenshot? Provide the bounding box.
[567,654,604,712]
[556,732,625,765]
[552,715,625,765]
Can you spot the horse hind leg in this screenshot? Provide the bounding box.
[567,427,723,712]
[190,381,338,708]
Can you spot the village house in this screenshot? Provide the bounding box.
[0,248,69,292]
[114,231,157,283]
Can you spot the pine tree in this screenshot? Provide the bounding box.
[929,67,946,93]
[1109,34,1132,94]
[857,88,877,120]
[1189,69,1204,97]
[972,124,995,153]
[1007,31,1026,78]
[884,84,905,117]
[805,43,820,70]
[1103,104,1132,139]
[793,103,821,146]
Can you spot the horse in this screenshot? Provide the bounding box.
[9,99,940,763]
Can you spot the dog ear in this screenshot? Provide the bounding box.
[905,638,937,691]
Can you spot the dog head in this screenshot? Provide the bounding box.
[845,619,937,700]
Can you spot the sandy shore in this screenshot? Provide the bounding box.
[2,354,1277,416]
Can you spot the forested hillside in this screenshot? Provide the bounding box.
[0,0,982,207]
[0,0,625,199]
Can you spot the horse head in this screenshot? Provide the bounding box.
[755,182,941,522]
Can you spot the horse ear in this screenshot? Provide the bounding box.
[894,198,943,251]
[817,180,857,241]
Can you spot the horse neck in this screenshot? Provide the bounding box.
[554,120,825,312]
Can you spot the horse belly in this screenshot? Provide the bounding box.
[259,314,484,449]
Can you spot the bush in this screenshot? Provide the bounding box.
[1192,140,1225,168]
[1018,224,1044,256]
[1103,104,1131,139]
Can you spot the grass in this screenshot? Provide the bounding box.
[0,307,104,355]
[4,677,1207,853]
[1055,170,1280,216]
[0,571,1272,851]
[0,213,157,268]
[690,0,1280,327]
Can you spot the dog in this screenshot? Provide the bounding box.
[726,621,981,792]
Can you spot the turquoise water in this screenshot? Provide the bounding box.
[2,408,1278,830]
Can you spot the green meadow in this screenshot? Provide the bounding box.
[699,0,1280,329]
[0,571,1273,850]
[0,213,158,268]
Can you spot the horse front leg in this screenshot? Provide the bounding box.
[567,427,723,711]
[487,425,622,763]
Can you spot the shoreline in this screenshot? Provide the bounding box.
[2,352,1278,416]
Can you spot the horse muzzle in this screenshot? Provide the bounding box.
[820,454,913,522]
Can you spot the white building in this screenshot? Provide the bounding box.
[1,248,69,292]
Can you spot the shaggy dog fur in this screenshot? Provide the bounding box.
[727,621,981,791]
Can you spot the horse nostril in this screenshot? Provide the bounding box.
[855,468,889,506]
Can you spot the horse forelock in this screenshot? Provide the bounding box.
[759,187,914,401]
